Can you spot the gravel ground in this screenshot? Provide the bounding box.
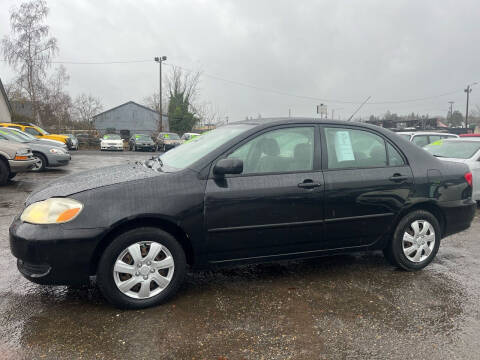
[0,150,479,360]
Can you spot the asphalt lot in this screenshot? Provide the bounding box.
[1,149,480,359]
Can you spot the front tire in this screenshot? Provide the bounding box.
[31,153,47,172]
[97,227,186,309]
[383,210,441,271]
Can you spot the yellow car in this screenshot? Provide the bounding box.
[0,122,73,149]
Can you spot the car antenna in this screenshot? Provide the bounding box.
[347,96,371,121]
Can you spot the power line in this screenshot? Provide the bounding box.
[0,58,470,105]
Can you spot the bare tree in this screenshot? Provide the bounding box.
[72,93,104,123]
[38,65,72,130]
[1,0,58,124]
[167,66,201,107]
[143,92,168,114]
[192,101,223,128]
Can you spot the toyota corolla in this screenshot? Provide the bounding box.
[9,118,476,309]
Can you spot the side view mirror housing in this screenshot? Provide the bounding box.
[213,158,243,176]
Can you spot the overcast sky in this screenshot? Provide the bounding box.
[1,0,479,122]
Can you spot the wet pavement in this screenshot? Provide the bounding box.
[0,150,479,359]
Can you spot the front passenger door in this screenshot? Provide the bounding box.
[204,126,325,262]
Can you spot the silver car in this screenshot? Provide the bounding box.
[424,138,480,202]
[0,128,71,172]
[7,127,68,150]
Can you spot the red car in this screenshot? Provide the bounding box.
[459,133,480,137]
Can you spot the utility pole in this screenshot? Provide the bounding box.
[154,56,167,132]
[448,101,454,122]
[464,82,477,130]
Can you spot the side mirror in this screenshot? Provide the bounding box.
[213,158,243,176]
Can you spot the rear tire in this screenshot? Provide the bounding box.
[8,172,16,180]
[97,227,186,309]
[384,210,441,271]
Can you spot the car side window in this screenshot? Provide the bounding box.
[412,135,429,147]
[24,127,41,136]
[325,127,388,169]
[227,127,315,174]
[429,135,442,143]
[387,143,405,166]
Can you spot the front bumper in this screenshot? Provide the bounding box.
[101,144,123,151]
[46,153,71,167]
[135,144,156,151]
[440,199,476,237]
[8,159,37,173]
[9,217,105,285]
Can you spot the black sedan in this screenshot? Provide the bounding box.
[128,134,156,152]
[9,118,476,309]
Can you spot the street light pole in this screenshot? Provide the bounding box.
[154,56,167,132]
[464,82,477,131]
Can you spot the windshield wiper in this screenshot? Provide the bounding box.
[433,154,445,158]
[142,156,163,172]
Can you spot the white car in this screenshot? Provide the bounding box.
[180,132,201,141]
[424,138,480,202]
[397,131,459,147]
[100,134,124,151]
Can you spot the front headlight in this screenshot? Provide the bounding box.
[14,148,32,160]
[21,198,83,224]
[49,148,65,154]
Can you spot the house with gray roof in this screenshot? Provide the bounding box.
[0,78,12,123]
[93,101,169,137]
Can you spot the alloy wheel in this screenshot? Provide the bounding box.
[402,220,435,263]
[113,241,175,299]
[31,157,43,172]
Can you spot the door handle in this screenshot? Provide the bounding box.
[389,174,408,182]
[298,180,322,189]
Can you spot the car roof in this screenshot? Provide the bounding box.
[396,131,458,136]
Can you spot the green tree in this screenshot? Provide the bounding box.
[166,66,200,133]
[449,110,464,127]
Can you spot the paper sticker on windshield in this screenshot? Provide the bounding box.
[334,131,355,161]
[104,135,110,139]
[430,140,443,146]
[164,134,170,138]
[0,130,7,135]
[135,135,141,139]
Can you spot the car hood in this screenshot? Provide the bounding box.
[26,163,160,204]
[101,139,123,143]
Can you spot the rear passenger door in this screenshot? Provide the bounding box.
[321,126,414,249]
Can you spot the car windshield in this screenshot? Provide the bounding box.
[162,133,180,140]
[103,134,121,140]
[35,126,49,135]
[7,129,36,141]
[159,124,255,170]
[424,140,480,159]
[134,134,152,141]
[0,129,29,143]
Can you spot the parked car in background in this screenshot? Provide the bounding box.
[62,134,79,150]
[397,131,459,147]
[424,138,480,202]
[7,127,67,149]
[459,133,480,138]
[0,128,71,172]
[0,122,74,149]
[129,134,156,152]
[100,134,124,151]
[76,133,100,148]
[156,132,182,152]
[180,132,200,142]
[9,119,476,309]
[0,139,35,184]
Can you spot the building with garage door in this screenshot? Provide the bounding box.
[93,101,169,138]
[0,78,12,123]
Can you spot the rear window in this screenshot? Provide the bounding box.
[424,141,480,159]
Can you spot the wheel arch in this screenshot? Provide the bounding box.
[89,216,195,275]
[0,154,10,171]
[395,201,446,237]
[32,151,49,166]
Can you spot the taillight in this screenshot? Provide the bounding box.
[465,172,473,187]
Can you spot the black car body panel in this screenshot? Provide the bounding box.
[9,118,476,285]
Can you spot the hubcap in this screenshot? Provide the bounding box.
[113,241,175,299]
[31,157,42,171]
[402,220,435,263]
